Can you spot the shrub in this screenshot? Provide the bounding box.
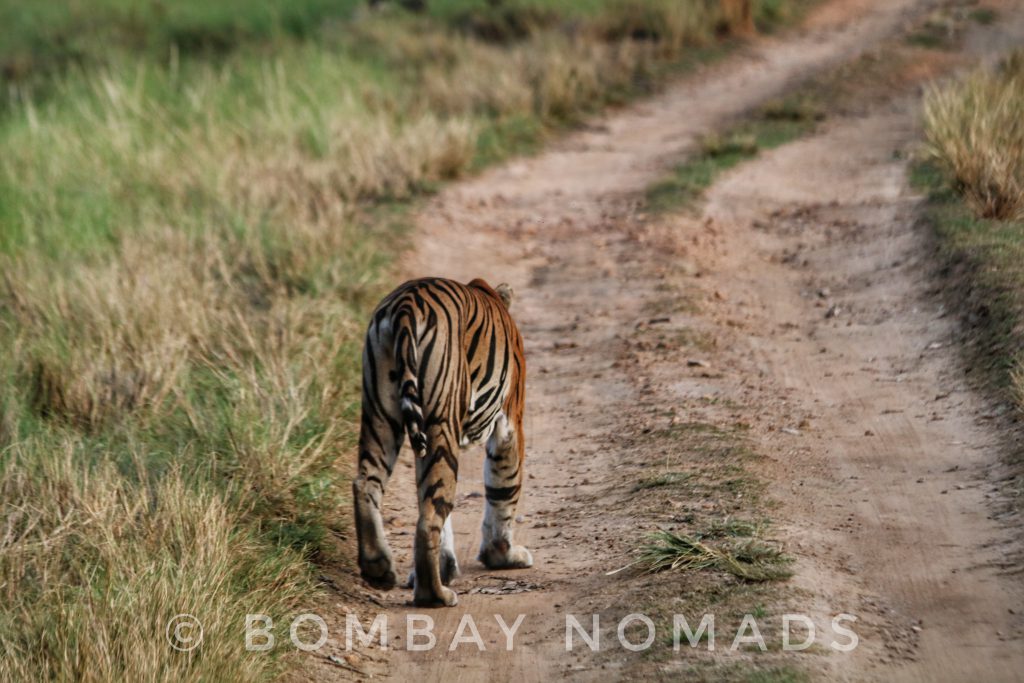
[924,50,1024,220]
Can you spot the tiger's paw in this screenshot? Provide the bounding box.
[413,585,459,608]
[359,554,397,591]
[478,540,533,569]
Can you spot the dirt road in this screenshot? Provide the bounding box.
[323,1,1024,680]
[701,105,1024,680]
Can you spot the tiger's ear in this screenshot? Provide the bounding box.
[495,283,514,308]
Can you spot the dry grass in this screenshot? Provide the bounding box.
[636,527,792,582]
[595,0,721,54]
[924,50,1024,220]
[0,444,312,682]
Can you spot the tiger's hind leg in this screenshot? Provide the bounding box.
[405,514,459,589]
[412,423,460,607]
[352,344,403,590]
[479,412,533,569]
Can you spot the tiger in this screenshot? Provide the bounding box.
[352,277,532,607]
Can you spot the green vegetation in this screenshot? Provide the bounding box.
[969,7,998,25]
[0,1,359,85]
[643,0,987,216]
[0,0,811,679]
[904,3,982,51]
[646,94,823,212]
[919,50,1024,414]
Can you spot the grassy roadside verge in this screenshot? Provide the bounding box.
[0,1,815,680]
[911,162,1024,411]
[916,48,1024,498]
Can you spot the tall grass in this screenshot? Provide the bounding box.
[0,442,313,682]
[924,50,1024,220]
[0,1,803,679]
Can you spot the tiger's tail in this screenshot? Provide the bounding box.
[394,305,427,456]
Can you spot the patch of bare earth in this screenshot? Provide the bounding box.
[304,0,1024,681]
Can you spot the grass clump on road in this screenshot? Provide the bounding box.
[638,527,792,582]
[646,95,823,212]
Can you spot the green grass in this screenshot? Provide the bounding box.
[646,95,823,212]
[969,7,998,25]
[0,0,364,87]
[644,3,994,216]
[903,3,976,51]
[906,25,953,50]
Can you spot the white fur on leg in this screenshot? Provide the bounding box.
[480,415,509,549]
[478,413,533,569]
[441,515,455,558]
[439,513,460,585]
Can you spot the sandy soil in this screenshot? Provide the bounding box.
[312,1,1024,680]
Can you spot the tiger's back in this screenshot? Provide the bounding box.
[352,277,532,607]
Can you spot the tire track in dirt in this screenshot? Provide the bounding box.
[320,0,1024,680]
[699,105,1024,680]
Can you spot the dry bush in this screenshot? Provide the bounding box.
[924,50,1024,220]
[448,3,560,44]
